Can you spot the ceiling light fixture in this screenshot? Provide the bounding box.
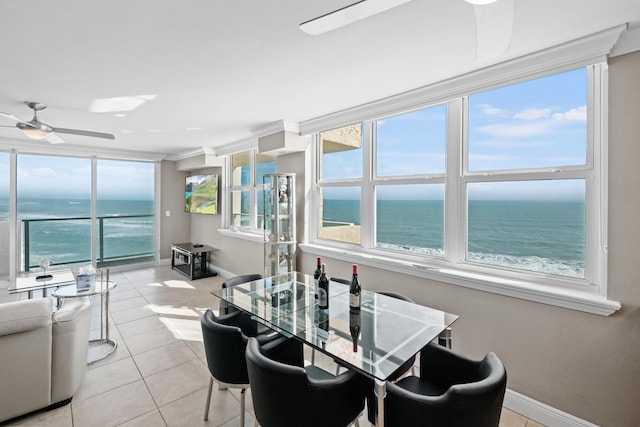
[464,0,498,5]
[16,123,48,139]
[300,0,414,35]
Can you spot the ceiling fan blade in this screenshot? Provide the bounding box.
[46,132,66,144]
[300,0,414,35]
[54,127,115,140]
[473,0,514,62]
[0,112,30,125]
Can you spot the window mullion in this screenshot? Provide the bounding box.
[446,98,464,264]
[361,122,373,249]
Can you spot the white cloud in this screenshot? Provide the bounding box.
[513,108,552,120]
[473,139,553,149]
[32,167,56,177]
[553,105,586,121]
[477,103,505,116]
[476,120,559,138]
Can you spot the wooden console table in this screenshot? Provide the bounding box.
[171,242,218,280]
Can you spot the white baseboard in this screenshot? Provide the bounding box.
[504,389,599,427]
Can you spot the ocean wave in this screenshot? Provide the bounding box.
[376,243,584,278]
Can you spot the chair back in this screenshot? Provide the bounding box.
[385,343,507,427]
[219,274,263,315]
[246,338,316,426]
[200,309,250,386]
[246,337,366,427]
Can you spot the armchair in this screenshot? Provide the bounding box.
[368,342,507,427]
[0,296,92,423]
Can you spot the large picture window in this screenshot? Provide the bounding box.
[313,66,602,292]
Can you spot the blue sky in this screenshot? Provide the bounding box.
[0,153,154,200]
[323,67,587,201]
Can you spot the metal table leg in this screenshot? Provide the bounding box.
[375,379,386,427]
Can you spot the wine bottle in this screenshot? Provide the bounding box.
[318,263,329,309]
[313,257,322,287]
[349,309,361,352]
[349,264,361,310]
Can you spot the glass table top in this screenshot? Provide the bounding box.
[212,271,458,381]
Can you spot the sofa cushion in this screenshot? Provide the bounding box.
[0,298,52,337]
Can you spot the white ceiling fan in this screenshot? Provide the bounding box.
[300,0,514,61]
[0,101,115,144]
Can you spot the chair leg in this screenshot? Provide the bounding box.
[204,376,214,421]
[240,388,246,426]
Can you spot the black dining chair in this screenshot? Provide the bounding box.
[200,309,300,425]
[245,336,368,427]
[367,342,507,427]
[219,273,263,316]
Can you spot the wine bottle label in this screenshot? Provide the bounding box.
[350,292,360,308]
[319,288,328,306]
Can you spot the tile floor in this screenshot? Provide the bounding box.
[0,266,544,427]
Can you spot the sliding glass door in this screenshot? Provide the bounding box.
[96,159,155,267]
[16,154,92,271]
[10,153,156,273]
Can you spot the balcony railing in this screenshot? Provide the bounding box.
[22,214,154,271]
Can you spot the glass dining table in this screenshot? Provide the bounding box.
[212,271,458,427]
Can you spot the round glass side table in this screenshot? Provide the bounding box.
[53,280,118,365]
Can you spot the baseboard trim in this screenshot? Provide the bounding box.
[504,389,599,427]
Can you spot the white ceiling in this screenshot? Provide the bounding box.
[1,0,639,159]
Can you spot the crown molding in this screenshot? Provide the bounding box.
[0,136,166,162]
[251,119,301,137]
[300,24,626,135]
[611,23,640,57]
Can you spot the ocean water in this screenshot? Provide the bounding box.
[0,198,154,268]
[323,199,585,278]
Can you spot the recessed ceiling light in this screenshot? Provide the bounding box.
[300,0,414,35]
[464,0,498,5]
[90,94,157,113]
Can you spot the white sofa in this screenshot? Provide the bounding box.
[0,296,92,423]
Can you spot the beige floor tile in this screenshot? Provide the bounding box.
[134,341,198,378]
[145,359,210,407]
[109,296,149,313]
[500,408,529,427]
[185,338,206,360]
[116,314,166,339]
[71,380,156,427]
[119,409,167,427]
[159,386,244,427]
[110,304,157,324]
[109,288,142,302]
[526,420,547,427]
[74,357,142,402]
[125,324,181,355]
[11,401,73,426]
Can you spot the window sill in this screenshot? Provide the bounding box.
[299,243,621,316]
[218,228,265,243]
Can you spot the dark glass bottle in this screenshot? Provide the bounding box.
[318,263,329,309]
[349,309,361,352]
[349,264,361,310]
[313,257,322,287]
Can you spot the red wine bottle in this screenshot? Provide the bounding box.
[318,263,329,309]
[349,309,361,352]
[349,264,361,310]
[313,257,322,287]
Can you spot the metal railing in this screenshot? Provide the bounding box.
[22,214,154,271]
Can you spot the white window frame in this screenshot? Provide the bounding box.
[225,149,277,239]
[303,57,618,316]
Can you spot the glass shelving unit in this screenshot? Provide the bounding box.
[263,173,296,277]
